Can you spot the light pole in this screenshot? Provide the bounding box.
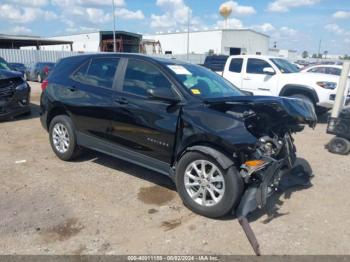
[112,0,117,52]
[186,7,190,62]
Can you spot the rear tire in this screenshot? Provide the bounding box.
[175,151,243,218]
[327,137,350,155]
[49,115,80,161]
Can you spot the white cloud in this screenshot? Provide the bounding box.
[52,0,125,7]
[252,23,275,33]
[216,18,243,29]
[151,0,191,29]
[280,26,297,36]
[268,0,320,12]
[0,4,54,24]
[86,8,112,24]
[115,8,145,20]
[333,11,350,19]
[325,23,345,35]
[13,26,32,34]
[220,1,256,16]
[9,0,48,7]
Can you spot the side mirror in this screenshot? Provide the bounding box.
[263,67,275,75]
[147,88,181,103]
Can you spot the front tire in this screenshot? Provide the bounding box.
[49,115,80,161]
[175,151,243,218]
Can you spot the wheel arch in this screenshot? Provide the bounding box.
[279,84,319,104]
[47,106,70,130]
[175,143,235,170]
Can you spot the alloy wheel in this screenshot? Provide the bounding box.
[52,123,70,154]
[184,160,225,207]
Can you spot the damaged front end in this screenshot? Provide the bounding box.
[0,69,31,120]
[205,96,317,255]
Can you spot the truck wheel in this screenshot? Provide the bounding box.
[175,151,243,218]
[327,137,350,155]
[49,115,81,161]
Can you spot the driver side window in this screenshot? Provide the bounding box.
[123,59,173,97]
[246,59,272,74]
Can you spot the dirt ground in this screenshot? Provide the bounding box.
[0,81,349,255]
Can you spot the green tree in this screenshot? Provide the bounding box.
[302,50,309,58]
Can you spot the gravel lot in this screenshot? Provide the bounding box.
[0,81,349,255]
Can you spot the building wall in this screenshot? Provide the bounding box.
[44,32,101,52]
[144,30,222,55]
[269,48,298,61]
[0,48,86,66]
[144,29,269,56]
[221,30,269,55]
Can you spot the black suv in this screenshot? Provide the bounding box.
[40,54,317,218]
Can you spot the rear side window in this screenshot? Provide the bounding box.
[72,57,119,89]
[326,67,341,76]
[229,58,243,73]
[309,67,326,74]
[122,59,172,97]
[247,59,271,74]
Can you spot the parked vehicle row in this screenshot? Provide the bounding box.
[25,62,55,82]
[301,64,350,77]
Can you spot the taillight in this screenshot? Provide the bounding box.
[43,66,49,75]
[41,79,48,91]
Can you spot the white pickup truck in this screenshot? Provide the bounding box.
[222,55,348,113]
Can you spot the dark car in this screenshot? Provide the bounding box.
[9,63,26,76]
[40,54,317,219]
[26,62,55,83]
[0,69,31,120]
[202,55,229,73]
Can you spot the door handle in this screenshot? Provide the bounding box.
[114,97,128,105]
[243,77,251,80]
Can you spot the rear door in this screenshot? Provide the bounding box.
[109,58,181,165]
[67,57,119,142]
[222,57,244,89]
[242,58,278,96]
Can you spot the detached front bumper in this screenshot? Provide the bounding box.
[236,159,288,218]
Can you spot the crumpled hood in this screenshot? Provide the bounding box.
[204,95,318,128]
[0,69,22,80]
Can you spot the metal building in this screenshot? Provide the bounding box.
[46,31,142,53]
[143,29,270,56]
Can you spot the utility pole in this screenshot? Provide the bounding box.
[317,38,322,62]
[112,0,117,52]
[187,7,190,62]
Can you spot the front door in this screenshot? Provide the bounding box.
[242,58,278,96]
[110,58,181,164]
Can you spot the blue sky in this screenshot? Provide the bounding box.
[0,0,349,55]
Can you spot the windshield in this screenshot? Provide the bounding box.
[0,58,11,71]
[270,58,299,73]
[167,63,243,99]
